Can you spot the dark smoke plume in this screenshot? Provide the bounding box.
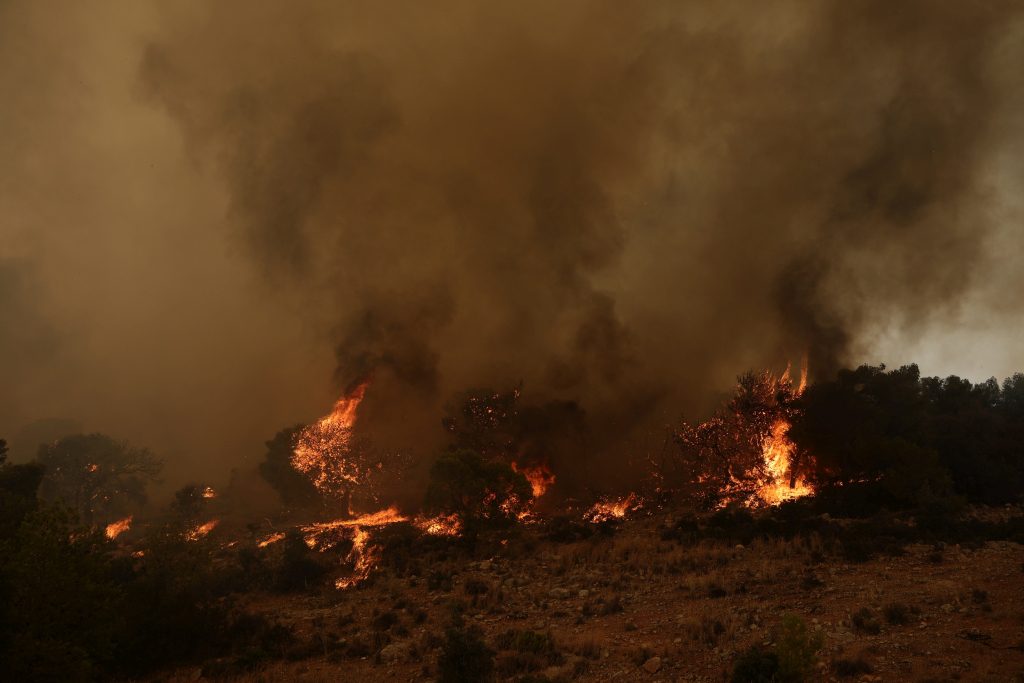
[2,0,1021,484]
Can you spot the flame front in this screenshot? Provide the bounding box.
[755,418,813,506]
[511,461,555,499]
[291,381,369,496]
[105,516,132,540]
[186,519,219,541]
[585,492,642,523]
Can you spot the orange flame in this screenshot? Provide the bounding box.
[301,507,407,588]
[105,515,132,540]
[750,357,812,507]
[292,382,369,495]
[201,486,216,499]
[186,519,219,541]
[511,462,555,499]
[415,513,462,536]
[585,492,642,523]
[257,531,286,548]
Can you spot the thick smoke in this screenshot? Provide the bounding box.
[2,1,1022,485]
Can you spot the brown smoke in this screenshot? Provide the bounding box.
[2,0,1022,484]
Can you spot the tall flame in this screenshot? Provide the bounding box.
[291,381,369,496]
[751,356,813,507]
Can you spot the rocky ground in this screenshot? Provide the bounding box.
[160,513,1024,682]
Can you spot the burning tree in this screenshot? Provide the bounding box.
[423,449,533,527]
[674,368,813,509]
[442,385,578,503]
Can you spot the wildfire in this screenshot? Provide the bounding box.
[511,461,555,499]
[755,418,814,506]
[105,515,132,540]
[257,531,286,548]
[415,513,462,537]
[291,381,369,496]
[201,486,216,499]
[750,358,813,507]
[585,492,643,523]
[186,519,219,541]
[300,507,408,587]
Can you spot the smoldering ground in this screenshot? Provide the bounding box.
[2,1,1023,488]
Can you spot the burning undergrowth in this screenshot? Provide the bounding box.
[243,362,824,590]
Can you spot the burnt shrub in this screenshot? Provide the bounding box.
[546,515,594,543]
[708,506,756,543]
[464,577,490,596]
[833,656,873,678]
[437,626,495,683]
[494,629,562,676]
[272,529,327,592]
[376,521,424,574]
[851,608,881,635]
[661,515,700,543]
[731,646,779,682]
[373,610,400,632]
[428,569,454,592]
[882,602,914,625]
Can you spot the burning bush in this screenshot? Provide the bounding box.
[675,368,813,510]
[423,449,533,528]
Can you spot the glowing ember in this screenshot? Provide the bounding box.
[86,463,99,473]
[186,519,219,541]
[291,382,369,497]
[104,515,132,540]
[257,532,286,548]
[201,486,216,499]
[585,492,643,523]
[511,462,555,499]
[415,513,462,536]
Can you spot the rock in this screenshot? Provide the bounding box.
[642,656,662,674]
[549,587,571,599]
[579,589,590,599]
[378,641,412,664]
[735,544,745,551]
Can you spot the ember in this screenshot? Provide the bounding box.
[585,492,643,523]
[186,519,219,541]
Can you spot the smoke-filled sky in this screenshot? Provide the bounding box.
[2,0,1022,483]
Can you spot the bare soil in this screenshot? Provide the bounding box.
[158,514,1024,682]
